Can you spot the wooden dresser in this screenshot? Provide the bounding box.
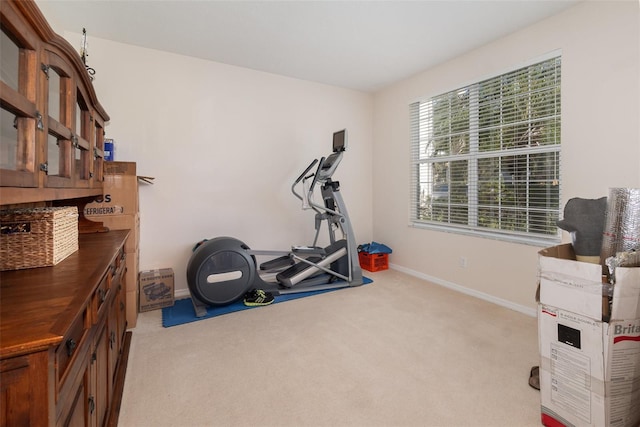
[1,230,131,426]
[1,1,132,424]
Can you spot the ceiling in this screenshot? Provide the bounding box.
[35,0,579,93]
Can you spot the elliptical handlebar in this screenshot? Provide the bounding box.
[292,157,325,212]
[291,147,344,215]
[308,156,325,201]
[294,159,318,186]
[291,159,318,203]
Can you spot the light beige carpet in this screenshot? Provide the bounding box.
[118,269,541,427]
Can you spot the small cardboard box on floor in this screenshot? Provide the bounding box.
[139,268,174,312]
[537,244,640,427]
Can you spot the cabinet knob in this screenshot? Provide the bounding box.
[66,339,77,357]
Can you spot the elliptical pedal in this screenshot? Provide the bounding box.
[292,246,326,256]
[260,255,294,271]
[276,240,348,287]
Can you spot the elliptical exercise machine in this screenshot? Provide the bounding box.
[186,129,363,316]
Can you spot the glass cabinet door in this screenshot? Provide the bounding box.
[93,120,105,183]
[74,90,91,186]
[44,51,74,188]
[0,24,39,187]
[1,0,110,201]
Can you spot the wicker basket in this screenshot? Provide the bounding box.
[0,206,79,271]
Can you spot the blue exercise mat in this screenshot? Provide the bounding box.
[161,277,372,328]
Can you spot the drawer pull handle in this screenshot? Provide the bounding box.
[98,289,106,303]
[120,302,125,311]
[88,396,95,414]
[66,339,77,356]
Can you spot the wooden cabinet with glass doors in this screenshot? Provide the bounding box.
[1,0,109,205]
[0,3,130,426]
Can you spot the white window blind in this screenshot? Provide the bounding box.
[410,56,561,244]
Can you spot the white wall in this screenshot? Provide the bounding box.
[372,1,639,314]
[54,1,638,313]
[62,35,374,295]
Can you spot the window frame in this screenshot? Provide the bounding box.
[409,54,562,246]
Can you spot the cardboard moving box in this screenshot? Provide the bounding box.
[139,268,174,312]
[85,161,139,217]
[85,161,146,330]
[87,214,139,254]
[538,306,640,427]
[538,244,640,427]
[126,290,138,329]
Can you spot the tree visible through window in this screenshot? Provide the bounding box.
[410,56,561,243]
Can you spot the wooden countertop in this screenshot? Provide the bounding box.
[0,230,129,359]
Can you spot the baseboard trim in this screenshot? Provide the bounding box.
[389,263,537,318]
[175,288,191,299]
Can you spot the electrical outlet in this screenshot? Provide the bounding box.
[459,257,468,268]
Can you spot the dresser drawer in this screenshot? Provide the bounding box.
[94,272,111,321]
[55,308,89,387]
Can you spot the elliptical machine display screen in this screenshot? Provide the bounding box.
[333,129,347,152]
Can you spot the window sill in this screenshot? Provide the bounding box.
[410,221,561,247]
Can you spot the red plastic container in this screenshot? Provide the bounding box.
[358,252,389,272]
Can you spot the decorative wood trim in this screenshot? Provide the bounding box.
[13,0,110,121]
[0,186,102,205]
[0,81,38,117]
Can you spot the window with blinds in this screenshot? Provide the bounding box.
[409,56,561,244]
